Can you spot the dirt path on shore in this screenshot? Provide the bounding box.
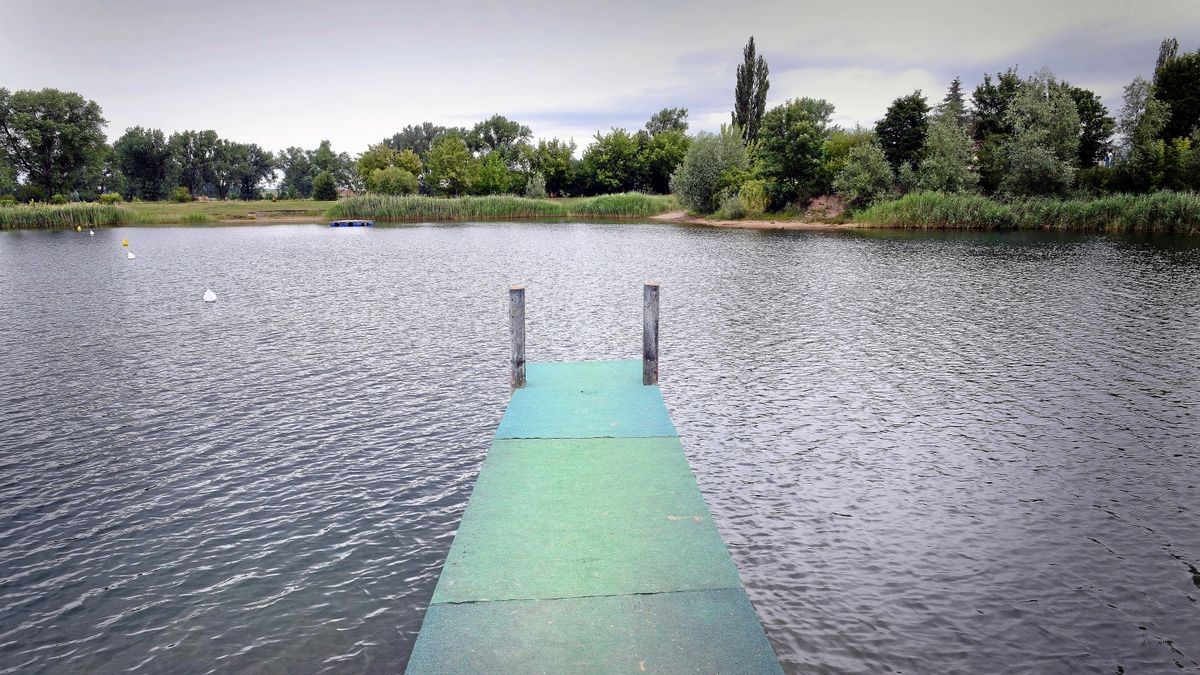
[651,211,868,231]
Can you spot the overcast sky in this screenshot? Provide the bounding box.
[3,0,1197,154]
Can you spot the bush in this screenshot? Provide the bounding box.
[98,192,123,204]
[50,193,68,204]
[170,186,192,202]
[738,180,769,215]
[0,196,15,206]
[367,166,419,195]
[524,172,548,199]
[15,185,45,203]
[671,125,748,214]
[717,193,747,219]
[312,171,338,201]
[832,141,895,211]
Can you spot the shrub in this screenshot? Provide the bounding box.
[98,192,123,204]
[15,185,45,203]
[717,193,747,219]
[0,196,15,206]
[524,172,548,199]
[832,141,895,211]
[312,171,338,201]
[738,180,769,215]
[367,166,419,195]
[671,125,748,214]
[170,186,192,202]
[50,193,68,204]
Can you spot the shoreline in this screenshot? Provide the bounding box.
[650,211,867,231]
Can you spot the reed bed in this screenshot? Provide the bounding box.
[858,191,1200,233]
[0,203,131,229]
[327,192,675,222]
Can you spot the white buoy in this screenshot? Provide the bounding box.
[89,229,95,236]
[127,251,136,259]
[203,288,217,303]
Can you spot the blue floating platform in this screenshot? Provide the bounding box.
[329,219,374,227]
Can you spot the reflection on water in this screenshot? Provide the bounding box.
[1,223,1198,673]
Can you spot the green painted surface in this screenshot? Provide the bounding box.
[431,437,741,604]
[407,588,784,674]
[408,360,780,672]
[496,360,677,439]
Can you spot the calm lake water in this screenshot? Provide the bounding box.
[1,222,1198,673]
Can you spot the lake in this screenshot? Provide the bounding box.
[1,222,1198,673]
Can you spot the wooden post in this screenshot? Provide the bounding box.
[643,281,659,385]
[510,285,526,388]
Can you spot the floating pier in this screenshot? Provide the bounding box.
[406,284,781,673]
[328,219,373,227]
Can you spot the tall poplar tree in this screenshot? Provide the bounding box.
[731,36,770,143]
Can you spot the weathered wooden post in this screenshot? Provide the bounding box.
[643,281,659,385]
[510,285,526,388]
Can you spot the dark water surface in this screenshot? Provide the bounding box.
[1,223,1198,673]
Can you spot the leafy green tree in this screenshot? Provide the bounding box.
[671,125,749,213]
[1163,136,1194,190]
[1155,38,1180,80]
[215,142,274,199]
[1062,84,1115,167]
[646,107,689,135]
[368,166,419,195]
[1154,49,1200,141]
[467,115,532,166]
[731,36,770,143]
[311,140,355,189]
[822,126,875,184]
[387,123,463,158]
[357,143,399,183]
[0,156,15,196]
[470,152,515,195]
[755,98,835,207]
[0,88,108,196]
[875,90,930,171]
[971,68,1022,192]
[638,129,689,194]
[833,141,894,211]
[918,113,978,193]
[311,171,338,201]
[580,128,643,194]
[426,135,473,196]
[1117,75,1170,191]
[278,146,314,198]
[112,126,174,200]
[999,70,1080,197]
[524,138,577,196]
[168,129,221,197]
[395,149,422,175]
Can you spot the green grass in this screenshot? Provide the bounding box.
[0,203,130,229]
[858,191,1200,233]
[327,193,676,222]
[124,199,333,224]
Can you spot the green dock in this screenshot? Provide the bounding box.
[406,359,782,673]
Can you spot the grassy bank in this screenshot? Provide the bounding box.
[327,193,677,222]
[123,199,333,224]
[858,191,1200,233]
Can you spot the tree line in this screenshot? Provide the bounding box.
[2,35,1198,212]
[674,36,1200,217]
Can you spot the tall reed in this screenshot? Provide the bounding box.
[0,203,131,230]
[858,191,1200,233]
[326,192,675,222]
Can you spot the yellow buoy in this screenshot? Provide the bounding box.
[121,239,129,247]
[75,226,82,232]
